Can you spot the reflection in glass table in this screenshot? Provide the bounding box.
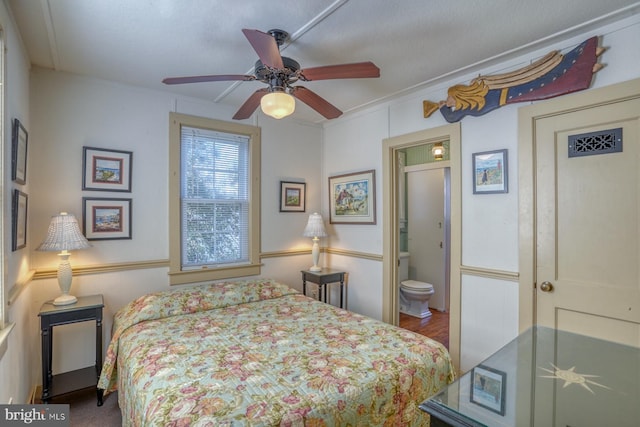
[420,326,640,427]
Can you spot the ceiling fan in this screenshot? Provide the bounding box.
[162,29,380,120]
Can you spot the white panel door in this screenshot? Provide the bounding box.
[408,168,446,311]
[535,96,640,346]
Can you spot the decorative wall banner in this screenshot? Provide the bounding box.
[423,36,605,123]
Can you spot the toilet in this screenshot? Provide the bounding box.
[399,252,435,318]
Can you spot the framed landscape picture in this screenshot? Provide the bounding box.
[12,190,28,251]
[473,149,508,194]
[12,119,28,184]
[279,181,306,212]
[328,169,376,224]
[82,146,132,192]
[83,197,132,240]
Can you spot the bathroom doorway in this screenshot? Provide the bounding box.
[398,146,451,347]
[381,122,461,369]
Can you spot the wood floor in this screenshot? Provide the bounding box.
[400,310,449,349]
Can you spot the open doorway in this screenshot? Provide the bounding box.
[397,149,451,348]
[382,122,462,370]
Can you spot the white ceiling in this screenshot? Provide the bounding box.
[7,0,640,123]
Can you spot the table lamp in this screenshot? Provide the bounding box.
[37,212,91,305]
[302,212,327,272]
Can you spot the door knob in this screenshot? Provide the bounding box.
[540,281,554,292]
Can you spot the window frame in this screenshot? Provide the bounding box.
[0,27,6,331]
[168,113,261,285]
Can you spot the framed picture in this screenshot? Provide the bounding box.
[12,190,28,251]
[470,365,506,415]
[280,181,306,212]
[472,149,508,194]
[82,147,133,192]
[83,197,132,240]
[12,119,28,184]
[328,169,376,224]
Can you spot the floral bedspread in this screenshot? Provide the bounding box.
[98,279,455,426]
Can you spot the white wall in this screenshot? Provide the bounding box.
[322,108,388,319]
[1,0,37,405]
[322,14,640,371]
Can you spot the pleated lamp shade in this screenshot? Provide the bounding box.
[303,213,327,272]
[302,212,327,238]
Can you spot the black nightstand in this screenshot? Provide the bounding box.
[301,268,347,309]
[38,294,104,405]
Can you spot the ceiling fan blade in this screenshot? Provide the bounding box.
[291,86,343,119]
[242,29,284,69]
[300,61,380,81]
[232,88,269,120]
[163,74,255,85]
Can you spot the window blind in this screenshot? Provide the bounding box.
[180,126,250,269]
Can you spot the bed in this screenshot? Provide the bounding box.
[98,279,455,426]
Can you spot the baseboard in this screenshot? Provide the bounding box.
[30,385,39,404]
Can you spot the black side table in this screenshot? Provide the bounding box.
[301,269,347,309]
[38,294,104,405]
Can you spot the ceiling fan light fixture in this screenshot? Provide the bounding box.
[261,91,295,119]
[163,29,379,120]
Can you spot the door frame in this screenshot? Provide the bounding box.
[382,122,462,370]
[518,77,640,332]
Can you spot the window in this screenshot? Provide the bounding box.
[169,113,261,285]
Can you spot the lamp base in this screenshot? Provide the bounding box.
[309,265,322,272]
[53,294,77,306]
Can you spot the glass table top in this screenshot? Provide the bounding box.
[420,326,640,427]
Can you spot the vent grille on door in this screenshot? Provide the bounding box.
[568,128,622,158]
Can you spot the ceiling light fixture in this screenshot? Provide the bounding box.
[261,89,295,119]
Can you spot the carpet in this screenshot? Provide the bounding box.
[69,389,121,427]
[36,388,122,426]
